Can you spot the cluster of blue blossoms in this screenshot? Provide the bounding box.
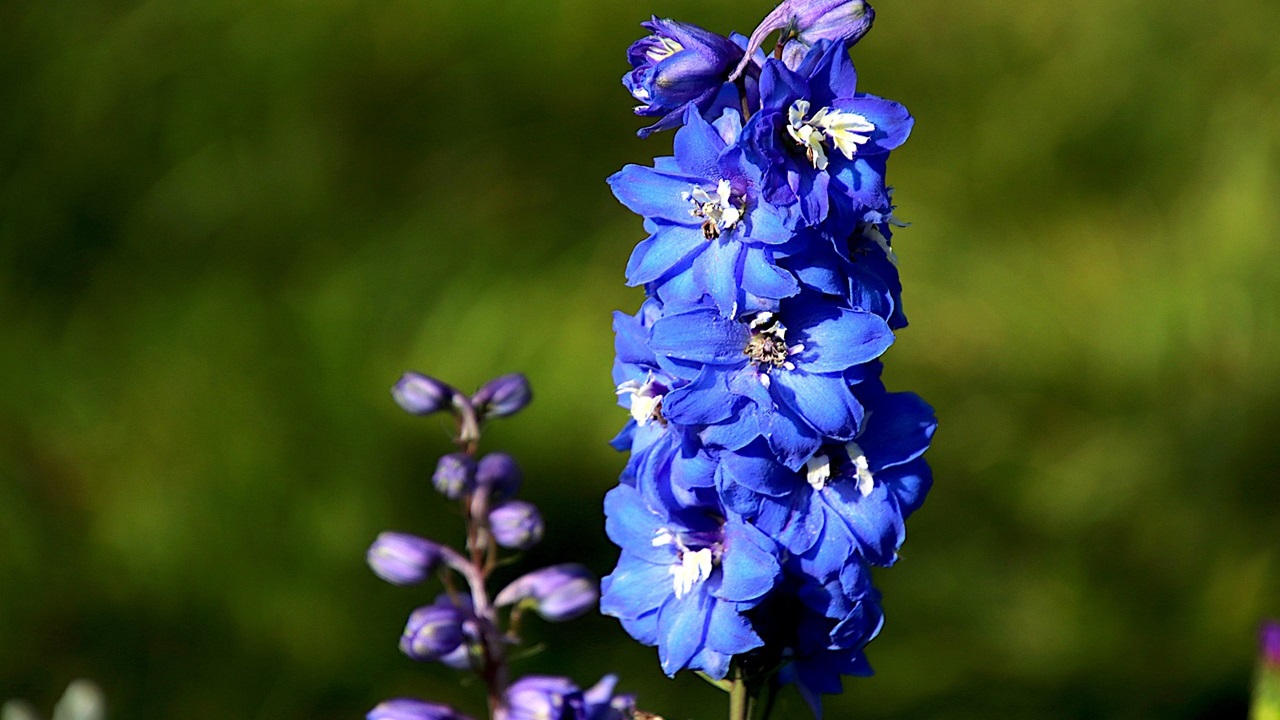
[367,373,637,720]
[602,0,936,714]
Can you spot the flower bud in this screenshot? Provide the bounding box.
[499,676,584,720]
[732,0,875,79]
[624,18,744,137]
[400,598,468,662]
[367,532,441,586]
[476,452,523,498]
[392,373,456,416]
[368,698,472,720]
[471,373,533,419]
[433,453,476,500]
[1264,620,1280,666]
[488,500,544,550]
[494,564,598,622]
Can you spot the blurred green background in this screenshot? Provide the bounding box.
[2,0,1278,718]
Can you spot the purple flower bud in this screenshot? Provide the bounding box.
[499,676,585,720]
[433,453,476,499]
[732,0,875,80]
[392,373,456,416]
[489,500,544,550]
[367,532,441,586]
[1263,620,1280,666]
[494,564,598,622]
[400,597,468,661]
[624,18,745,138]
[476,452,523,498]
[582,675,637,720]
[471,373,533,419]
[368,698,472,720]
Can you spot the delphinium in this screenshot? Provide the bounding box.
[603,1,937,718]
[1254,621,1280,720]
[366,373,639,720]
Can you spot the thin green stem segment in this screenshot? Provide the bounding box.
[729,667,750,720]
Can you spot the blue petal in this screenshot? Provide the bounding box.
[705,598,763,656]
[840,95,914,155]
[740,246,799,302]
[650,309,749,364]
[608,165,702,224]
[603,485,673,564]
[626,224,707,286]
[770,370,861,440]
[859,392,937,471]
[693,238,744,317]
[657,590,711,675]
[716,521,780,603]
[601,554,674,619]
[662,367,737,425]
[794,308,894,374]
[674,109,728,179]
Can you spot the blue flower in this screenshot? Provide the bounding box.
[610,109,802,318]
[719,383,935,574]
[742,41,912,225]
[600,484,780,678]
[648,294,893,469]
[625,18,745,138]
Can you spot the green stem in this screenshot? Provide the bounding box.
[729,667,750,720]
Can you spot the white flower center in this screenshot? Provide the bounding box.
[844,442,875,497]
[786,99,875,170]
[805,452,832,490]
[646,36,684,64]
[683,179,744,240]
[670,548,714,599]
[615,374,665,426]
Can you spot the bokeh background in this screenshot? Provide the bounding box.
[2,0,1278,718]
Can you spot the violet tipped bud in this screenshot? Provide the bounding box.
[367,532,441,586]
[432,453,476,500]
[472,373,533,419]
[392,373,456,416]
[494,563,598,622]
[488,500,544,550]
[731,0,875,79]
[624,18,744,137]
[498,676,585,720]
[476,452,523,498]
[1263,620,1280,666]
[368,699,473,720]
[399,597,468,662]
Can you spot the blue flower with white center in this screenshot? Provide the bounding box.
[742,40,912,225]
[720,383,935,574]
[648,294,893,469]
[625,18,745,138]
[610,109,801,318]
[600,484,781,678]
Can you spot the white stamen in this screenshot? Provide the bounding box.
[670,548,714,599]
[687,179,744,238]
[845,442,875,497]
[786,100,876,170]
[652,528,677,547]
[615,374,665,426]
[646,36,684,64]
[805,453,832,491]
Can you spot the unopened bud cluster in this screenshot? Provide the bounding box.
[367,373,636,720]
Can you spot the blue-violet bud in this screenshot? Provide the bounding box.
[367,532,441,585]
[1263,620,1280,666]
[399,598,467,662]
[624,18,744,137]
[433,453,476,499]
[488,500,544,550]
[392,372,455,416]
[471,373,532,419]
[494,564,598,622]
[476,452,523,498]
[732,0,875,79]
[368,698,472,720]
[499,676,585,720]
